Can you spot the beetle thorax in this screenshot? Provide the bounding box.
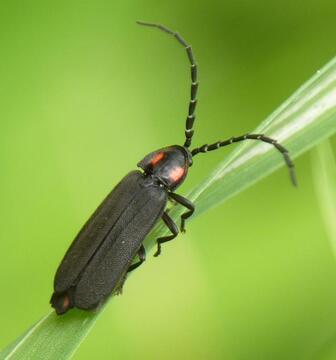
[137,145,192,190]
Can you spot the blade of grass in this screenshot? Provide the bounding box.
[189,58,336,215]
[2,56,336,360]
[308,141,336,360]
[311,140,336,255]
[0,311,100,360]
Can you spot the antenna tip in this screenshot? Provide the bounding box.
[289,168,298,187]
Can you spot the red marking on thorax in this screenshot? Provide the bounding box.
[169,166,185,183]
[151,152,165,166]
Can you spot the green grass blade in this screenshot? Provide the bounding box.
[190,57,336,215]
[309,143,336,359]
[312,140,336,256]
[2,56,336,360]
[0,311,100,360]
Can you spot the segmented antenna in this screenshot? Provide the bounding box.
[191,134,297,186]
[136,21,198,148]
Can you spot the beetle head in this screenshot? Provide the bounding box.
[138,145,192,190]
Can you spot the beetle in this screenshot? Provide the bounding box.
[50,21,296,315]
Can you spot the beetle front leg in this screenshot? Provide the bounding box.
[127,244,146,272]
[154,211,179,257]
[169,192,195,232]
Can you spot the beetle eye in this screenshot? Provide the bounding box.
[186,151,193,167]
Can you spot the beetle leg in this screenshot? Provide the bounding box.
[116,245,145,294]
[127,244,146,272]
[154,211,179,257]
[165,197,178,214]
[169,192,195,233]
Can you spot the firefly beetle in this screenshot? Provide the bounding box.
[50,21,296,315]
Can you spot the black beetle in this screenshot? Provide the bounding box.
[50,21,296,315]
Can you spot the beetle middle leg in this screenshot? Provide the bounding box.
[169,192,195,232]
[154,211,179,257]
[165,197,178,214]
[127,244,146,272]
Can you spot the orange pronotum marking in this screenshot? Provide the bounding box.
[151,152,165,166]
[170,166,185,182]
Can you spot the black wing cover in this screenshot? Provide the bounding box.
[51,170,167,313]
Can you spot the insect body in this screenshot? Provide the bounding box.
[50,21,296,315]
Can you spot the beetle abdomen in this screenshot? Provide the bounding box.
[51,171,167,314]
[74,185,167,309]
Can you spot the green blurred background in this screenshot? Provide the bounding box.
[1,1,336,359]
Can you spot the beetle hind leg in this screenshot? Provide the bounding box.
[154,211,179,257]
[113,246,147,296]
[127,244,146,272]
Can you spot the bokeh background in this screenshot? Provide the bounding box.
[1,1,336,359]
